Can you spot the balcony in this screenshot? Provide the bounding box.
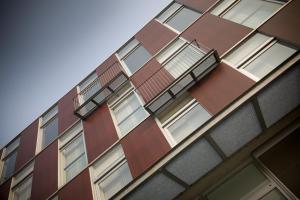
[73,62,128,119]
[137,40,220,114]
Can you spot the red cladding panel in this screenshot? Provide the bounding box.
[96,54,119,75]
[176,0,218,13]
[259,0,300,47]
[135,19,177,55]
[15,120,38,171]
[189,62,255,115]
[59,169,93,200]
[31,141,58,200]
[121,117,171,178]
[99,61,124,86]
[182,13,252,55]
[136,68,175,103]
[83,104,119,163]
[0,178,11,200]
[58,87,79,134]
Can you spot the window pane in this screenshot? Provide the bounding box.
[225,33,270,67]
[65,154,87,182]
[13,176,32,200]
[41,105,58,125]
[166,7,201,32]
[42,117,58,148]
[118,106,148,135]
[223,0,283,28]
[3,138,20,158]
[98,162,132,199]
[117,38,139,59]
[260,189,287,200]
[207,164,269,200]
[156,38,186,64]
[113,93,141,123]
[244,43,296,79]
[157,2,182,22]
[211,0,236,16]
[79,72,99,91]
[164,45,204,78]
[1,151,17,182]
[63,136,85,167]
[123,45,151,74]
[167,104,211,143]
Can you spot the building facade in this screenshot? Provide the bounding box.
[0,0,299,199]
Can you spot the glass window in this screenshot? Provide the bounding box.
[91,145,132,200]
[10,162,34,200]
[109,84,148,137]
[59,122,87,185]
[117,38,151,75]
[242,43,296,79]
[206,163,288,200]
[0,151,17,183]
[211,0,236,16]
[158,94,211,145]
[225,33,271,67]
[0,138,20,183]
[78,72,101,103]
[157,2,201,32]
[217,0,285,28]
[12,176,33,200]
[39,105,58,150]
[156,38,205,78]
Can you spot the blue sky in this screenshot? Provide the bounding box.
[0,0,172,148]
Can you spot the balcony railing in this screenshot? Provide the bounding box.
[137,40,220,114]
[73,62,128,119]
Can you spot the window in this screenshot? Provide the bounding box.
[37,105,58,151]
[224,33,297,80]
[9,162,34,200]
[0,138,20,184]
[59,122,87,185]
[90,145,132,200]
[117,38,151,76]
[156,38,205,78]
[108,83,149,137]
[157,2,201,32]
[77,72,101,104]
[157,93,211,146]
[206,163,288,200]
[211,0,286,28]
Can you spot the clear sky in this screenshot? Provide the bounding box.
[0,0,172,148]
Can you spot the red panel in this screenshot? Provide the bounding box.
[96,54,119,75]
[15,120,38,171]
[99,61,124,86]
[121,117,171,178]
[182,13,252,55]
[83,104,119,163]
[31,141,58,200]
[0,178,11,200]
[189,62,255,115]
[136,68,175,103]
[135,19,177,55]
[259,0,300,47]
[176,0,218,13]
[59,169,93,200]
[58,87,79,134]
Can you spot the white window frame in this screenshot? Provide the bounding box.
[36,105,58,154]
[8,161,34,200]
[0,138,20,184]
[211,0,286,28]
[223,33,296,81]
[107,83,149,139]
[156,97,210,147]
[58,121,88,187]
[116,39,151,77]
[89,145,132,200]
[156,2,201,34]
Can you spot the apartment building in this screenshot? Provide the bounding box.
[0,0,299,199]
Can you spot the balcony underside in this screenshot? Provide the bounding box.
[74,72,128,119]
